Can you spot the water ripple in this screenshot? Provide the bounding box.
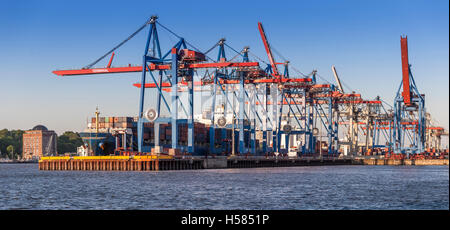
[0,164,448,210]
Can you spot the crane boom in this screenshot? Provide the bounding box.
[52,62,260,76]
[331,65,344,93]
[258,22,280,77]
[400,36,412,106]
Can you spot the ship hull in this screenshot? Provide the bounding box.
[79,132,116,156]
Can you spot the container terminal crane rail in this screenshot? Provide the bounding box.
[41,16,448,171]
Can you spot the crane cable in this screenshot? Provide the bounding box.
[156,22,216,63]
[262,42,313,79]
[84,19,151,69]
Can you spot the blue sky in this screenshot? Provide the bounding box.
[0,0,448,142]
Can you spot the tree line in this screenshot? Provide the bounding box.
[0,129,83,159]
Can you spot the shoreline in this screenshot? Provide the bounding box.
[0,160,38,164]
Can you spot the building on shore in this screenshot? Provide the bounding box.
[22,125,57,160]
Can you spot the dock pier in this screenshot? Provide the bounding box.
[38,156,206,171]
[39,155,449,171]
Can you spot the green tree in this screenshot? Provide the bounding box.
[6,145,14,159]
[57,131,83,155]
[0,129,23,158]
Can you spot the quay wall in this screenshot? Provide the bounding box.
[38,156,448,171]
[360,158,448,166]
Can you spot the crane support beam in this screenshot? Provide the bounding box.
[132,78,312,88]
[254,100,381,105]
[331,65,344,93]
[107,52,115,68]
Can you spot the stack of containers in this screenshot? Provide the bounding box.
[194,122,207,146]
[89,116,139,129]
[160,123,167,143]
[178,123,187,143]
[99,117,105,128]
[88,118,261,152]
[165,124,172,143]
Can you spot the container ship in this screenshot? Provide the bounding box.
[79,109,241,156]
[79,108,329,157]
[78,108,137,156]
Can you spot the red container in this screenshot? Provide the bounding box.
[180,49,206,62]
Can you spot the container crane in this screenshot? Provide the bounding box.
[392,36,426,156]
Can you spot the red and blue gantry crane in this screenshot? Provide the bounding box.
[392,36,426,157]
[52,16,447,159]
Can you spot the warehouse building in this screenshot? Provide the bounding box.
[22,125,57,160]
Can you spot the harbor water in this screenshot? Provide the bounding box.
[0,163,448,210]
